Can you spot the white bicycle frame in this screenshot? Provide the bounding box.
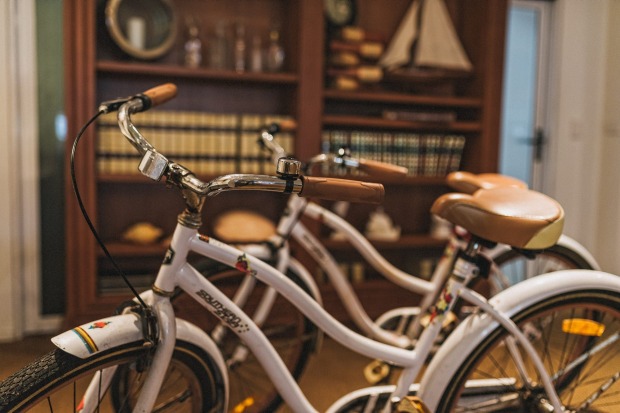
[220,189,600,349]
[57,217,568,413]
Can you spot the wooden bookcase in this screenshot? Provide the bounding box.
[63,0,507,326]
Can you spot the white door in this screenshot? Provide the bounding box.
[499,0,552,190]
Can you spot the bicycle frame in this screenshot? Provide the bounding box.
[219,194,458,349]
[58,215,565,413]
[224,187,601,350]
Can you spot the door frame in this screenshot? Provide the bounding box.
[501,0,553,190]
[520,0,553,191]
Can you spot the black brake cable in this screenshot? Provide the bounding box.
[70,110,148,309]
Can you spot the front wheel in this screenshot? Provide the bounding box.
[0,340,226,412]
[436,289,620,412]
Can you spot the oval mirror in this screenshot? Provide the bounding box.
[105,0,177,60]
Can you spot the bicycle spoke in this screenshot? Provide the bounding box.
[152,389,193,412]
[576,372,620,411]
[454,392,521,412]
[553,333,620,381]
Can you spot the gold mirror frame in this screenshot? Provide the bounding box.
[105,0,177,60]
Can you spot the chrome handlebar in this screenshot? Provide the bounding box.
[110,84,384,209]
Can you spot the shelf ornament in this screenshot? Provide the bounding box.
[379,0,473,83]
[365,207,401,241]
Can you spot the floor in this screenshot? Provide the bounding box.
[0,334,56,383]
[0,334,375,412]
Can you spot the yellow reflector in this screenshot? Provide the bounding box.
[232,397,255,413]
[562,318,605,337]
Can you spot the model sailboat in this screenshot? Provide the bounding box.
[379,0,472,79]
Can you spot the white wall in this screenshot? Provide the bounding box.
[0,0,52,341]
[0,0,23,341]
[544,0,612,269]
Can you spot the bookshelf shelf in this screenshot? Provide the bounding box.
[97,174,155,184]
[323,89,482,108]
[99,242,168,258]
[323,175,446,186]
[97,60,299,85]
[97,233,448,258]
[322,115,482,133]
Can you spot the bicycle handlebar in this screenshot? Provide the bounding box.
[259,122,407,180]
[112,84,384,205]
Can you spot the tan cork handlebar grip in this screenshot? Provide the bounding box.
[358,159,408,180]
[142,83,178,108]
[277,119,297,132]
[300,176,384,204]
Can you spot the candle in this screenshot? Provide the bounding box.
[127,16,146,50]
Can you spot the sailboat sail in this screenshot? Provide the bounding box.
[379,0,472,73]
[378,0,421,70]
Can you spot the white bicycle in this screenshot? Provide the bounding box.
[181,122,601,410]
[0,84,617,413]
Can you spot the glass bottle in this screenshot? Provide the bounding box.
[184,18,202,68]
[250,34,263,72]
[209,21,229,70]
[234,22,247,72]
[266,29,285,72]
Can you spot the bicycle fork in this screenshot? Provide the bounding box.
[72,294,177,413]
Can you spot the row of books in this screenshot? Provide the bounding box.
[96,110,295,176]
[321,130,466,177]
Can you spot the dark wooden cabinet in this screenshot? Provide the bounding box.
[63,0,507,326]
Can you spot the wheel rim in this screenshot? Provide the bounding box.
[441,291,620,412]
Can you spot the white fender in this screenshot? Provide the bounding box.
[52,314,228,390]
[52,313,143,358]
[418,270,620,410]
[486,233,601,270]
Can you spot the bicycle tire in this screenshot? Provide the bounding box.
[173,263,318,413]
[0,339,226,412]
[436,289,620,412]
[491,243,595,290]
